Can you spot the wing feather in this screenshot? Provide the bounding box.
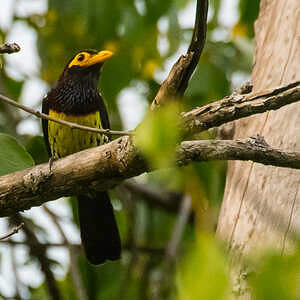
[42,96,51,156]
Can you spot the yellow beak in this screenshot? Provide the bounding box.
[88,50,114,65]
[68,50,114,68]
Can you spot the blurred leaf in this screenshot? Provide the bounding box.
[232,37,253,67]
[210,0,222,26]
[100,54,135,107]
[250,250,300,300]
[238,0,260,37]
[145,0,173,26]
[78,258,122,300]
[0,70,24,100]
[192,161,226,206]
[0,133,34,176]
[186,61,229,100]
[30,283,51,300]
[135,103,181,169]
[58,274,80,300]
[167,8,181,56]
[25,135,49,164]
[177,233,230,300]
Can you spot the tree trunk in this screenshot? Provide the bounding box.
[217,0,300,297]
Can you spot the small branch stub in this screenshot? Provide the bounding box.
[0,43,21,54]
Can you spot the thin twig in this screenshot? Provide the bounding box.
[123,179,182,212]
[156,195,192,299]
[10,246,22,299]
[0,93,132,136]
[0,43,21,54]
[21,216,62,300]
[116,188,138,300]
[43,206,88,300]
[0,223,24,240]
[165,195,192,261]
[0,239,165,255]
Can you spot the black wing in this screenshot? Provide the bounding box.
[42,96,51,156]
[98,94,111,139]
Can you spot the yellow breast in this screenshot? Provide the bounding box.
[48,110,105,158]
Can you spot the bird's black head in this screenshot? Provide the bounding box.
[48,49,113,114]
[58,49,113,87]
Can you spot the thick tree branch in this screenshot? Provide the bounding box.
[1,135,300,217]
[0,136,146,216]
[177,136,300,168]
[183,81,300,135]
[151,0,208,109]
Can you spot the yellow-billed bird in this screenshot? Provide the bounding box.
[42,50,121,264]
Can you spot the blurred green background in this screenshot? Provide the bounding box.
[2,0,288,300]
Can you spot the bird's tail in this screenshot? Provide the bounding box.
[77,191,121,264]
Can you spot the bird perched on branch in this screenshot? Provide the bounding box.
[42,50,121,264]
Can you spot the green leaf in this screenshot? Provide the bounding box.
[0,70,24,100]
[25,135,49,164]
[30,282,51,300]
[135,103,181,169]
[250,249,300,300]
[0,133,34,176]
[237,0,260,37]
[177,233,230,300]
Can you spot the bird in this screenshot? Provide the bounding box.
[42,49,121,264]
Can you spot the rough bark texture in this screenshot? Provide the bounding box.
[0,136,146,216]
[217,0,300,297]
[2,135,300,217]
[183,81,300,135]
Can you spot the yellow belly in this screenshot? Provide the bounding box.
[48,110,105,158]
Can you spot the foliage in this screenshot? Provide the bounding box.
[0,133,34,176]
[135,103,182,169]
[250,249,300,300]
[177,233,230,300]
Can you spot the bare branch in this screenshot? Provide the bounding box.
[43,206,88,300]
[0,93,132,136]
[165,195,192,261]
[0,240,165,255]
[123,179,182,212]
[151,0,208,109]
[0,135,300,216]
[156,195,192,298]
[183,81,300,135]
[0,222,24,240]
[19,215,62,300]
[177,135,300,168]
[0,43,20,54]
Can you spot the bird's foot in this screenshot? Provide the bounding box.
[48,156,55,173]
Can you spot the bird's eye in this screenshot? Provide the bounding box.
[77,54,85,61]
